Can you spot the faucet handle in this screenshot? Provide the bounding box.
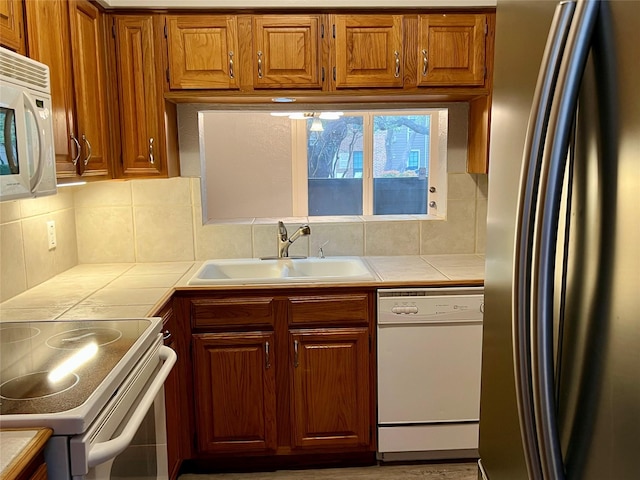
[278,221,288,240]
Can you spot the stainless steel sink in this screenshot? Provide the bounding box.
[187,257,376,285]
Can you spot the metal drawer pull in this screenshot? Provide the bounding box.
[70,134,81,166]
[265,341,271,369]
[162,330,171,341]
[82,134,92,166]
[149,137,154,164]
[229,51,234,79]
[257,51,263,78]
[294,340,299,367]
[422,49,428,76]
[394,50,400,78]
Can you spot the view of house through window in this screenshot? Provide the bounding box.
[197,107,447,221]
[299,111,439,216]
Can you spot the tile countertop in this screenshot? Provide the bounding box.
[0,255,484,322]
[0,428,52,477]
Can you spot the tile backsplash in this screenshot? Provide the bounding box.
[0,191,78,302]
[0,172,486,302]
[0,101,487,303]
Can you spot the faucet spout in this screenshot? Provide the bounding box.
[277,221,311,258]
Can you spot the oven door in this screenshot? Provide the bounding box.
[69,340,176,480]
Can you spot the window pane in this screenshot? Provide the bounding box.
[307,116,364,215]
[372,114,430,215]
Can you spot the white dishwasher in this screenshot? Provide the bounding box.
[377,287,483,462]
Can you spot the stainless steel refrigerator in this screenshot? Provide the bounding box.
[479,0,639,479]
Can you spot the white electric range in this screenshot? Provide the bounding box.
[0,318,176,479]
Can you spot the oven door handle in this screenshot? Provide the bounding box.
[86,346,177,468]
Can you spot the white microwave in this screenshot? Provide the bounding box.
[0,46,56,202]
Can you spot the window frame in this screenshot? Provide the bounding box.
[292,109,442,217]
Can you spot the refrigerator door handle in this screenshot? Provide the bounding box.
[531,0,599,479]
[513,2,576,479]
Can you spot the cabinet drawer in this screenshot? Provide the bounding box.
[288,294,369,326]
[191,297,275,328]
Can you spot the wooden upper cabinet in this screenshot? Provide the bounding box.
[112,15,167,177]
[0,0,25,54]
[290,327,370,449]
[333,14,403,89]
[166,15,239,89]
[417,14,487,87]
[68,0,110,177]
[24,0,77,178]
[25,0,110,179]
[252,15,323,89]
[193,332,277,454]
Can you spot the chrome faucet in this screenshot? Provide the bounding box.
[277,221,311,258]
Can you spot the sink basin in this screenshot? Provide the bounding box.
[187,257,376,285]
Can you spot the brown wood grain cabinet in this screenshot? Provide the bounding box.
[165,15,239,90]
[193,332,278,454]
[0,0,25,54]
[252,15,323,89]
[417,13,488,87]
[290,327,370,449]
[178,288,375,464]
[332,14,404,89]
[25,0,111,180]
[110,14,178,178]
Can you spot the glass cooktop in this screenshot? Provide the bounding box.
[0,319,157,417]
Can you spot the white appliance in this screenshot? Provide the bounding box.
[0,318,176,479]
[0,46,56,202]
[377,287,484,461]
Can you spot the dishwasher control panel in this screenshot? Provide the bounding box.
[378,288,484,324]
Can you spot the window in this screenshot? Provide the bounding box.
[295,111,441,217]
[407,150,420,171]
[195,107,448,222]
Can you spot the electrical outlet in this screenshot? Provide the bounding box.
[47,220,57,250]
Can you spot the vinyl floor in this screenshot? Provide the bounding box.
[179,462,478,480]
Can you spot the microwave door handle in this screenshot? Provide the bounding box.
[86,346,176,468]
[23,93,46,192]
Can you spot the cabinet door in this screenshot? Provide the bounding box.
[68,0,111,177]
[417,14,486,86]
[113,15,166,177]
[24,0,79,178]
[0,0,25,53]
[333,15,403,88]
[290,327,370,449]
[252,15,322,89]
[193,332,277,454]
[166,15,238,90]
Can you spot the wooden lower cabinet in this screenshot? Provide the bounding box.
[290,328,370,449]
[193,332,277,454]
[179,288,375,468]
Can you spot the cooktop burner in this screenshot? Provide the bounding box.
[46,327,122,349]
[0,371,80,400]
[0,326,41,344]
[0,318,157,417]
